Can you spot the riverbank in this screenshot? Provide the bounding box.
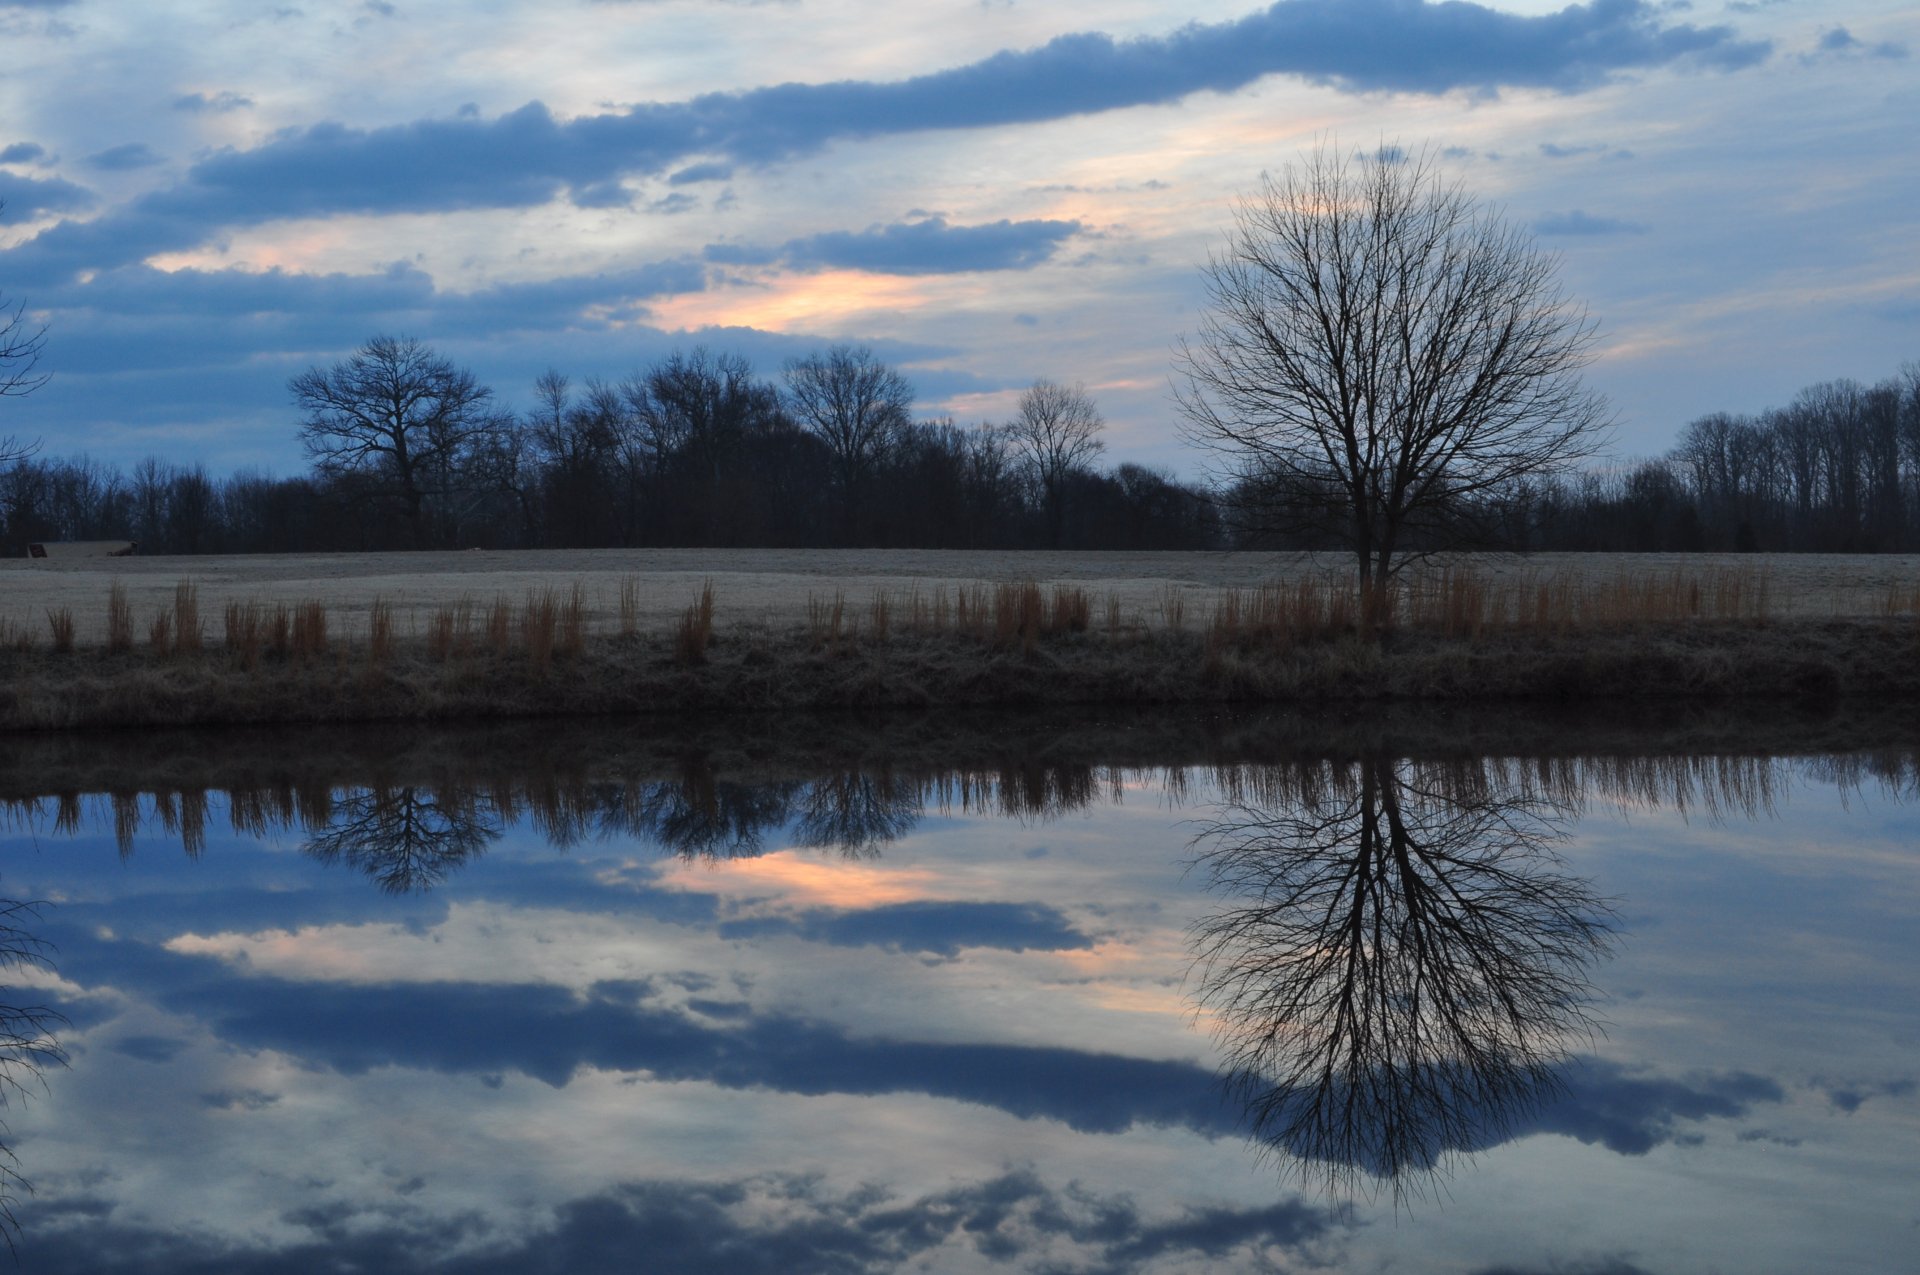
[4,614,1917,731]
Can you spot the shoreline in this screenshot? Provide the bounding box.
[4,616,1917,733]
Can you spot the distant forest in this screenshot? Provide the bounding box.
[2,350,1917,557]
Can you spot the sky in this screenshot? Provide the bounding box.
[1,748,1915,1272]
[2,0,1916,478]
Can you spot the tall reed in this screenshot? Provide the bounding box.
[106,582,133,653]
[173,581,202,653]
[675,580,716,665]
[366,599,395,668]
[45,607,74,654]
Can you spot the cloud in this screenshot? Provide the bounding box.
[1,141,47,163]
[668,160,733,185]
[1808,26,1908,60]
[173,90,255,113]
[1524,1059,1784,1156]
[1533,209,1649,235]
[5,0,1770,277]
[84,142,164,171]
[0,168,94,218]
[155,972,1239,1135]
[21,1169,1346,1274]
[718,899,1095,956]
[706,216,1083,275]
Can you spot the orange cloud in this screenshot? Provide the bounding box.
[655,851,946,911]
[649,269,944,333]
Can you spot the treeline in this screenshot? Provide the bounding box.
[1517,368,1920,552]
[0,342,1219,556]
[1226,364,1920,556]
[6,347,1918,558]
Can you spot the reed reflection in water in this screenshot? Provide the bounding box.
[1190,755,1616,1199]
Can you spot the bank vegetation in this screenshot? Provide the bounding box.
[4,567,1919,731]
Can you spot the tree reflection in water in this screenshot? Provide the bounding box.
[302,788,503,894]
[1190,755,1615,1199]
[0,898,64,1247]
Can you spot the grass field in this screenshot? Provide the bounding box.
[6,547,1920,646]
[4,548,1918,731]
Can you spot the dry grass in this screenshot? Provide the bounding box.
[5,561,1915,733]
[223,601,263,671]
[367,599,395,668]
[291,601,328,661]
[106,582,133,654]
[618,576,641,639]
[173,581,202,653]
[675,580,716,666]
[45,607,74,654]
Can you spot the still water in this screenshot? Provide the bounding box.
[0,713,1914,1273]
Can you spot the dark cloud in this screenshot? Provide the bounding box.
[1819,26,1859,51]
[109,1033,189,1063]
[1533,210,1649,236]
[19,1169,1346,1274]
[1,141,47,163]
[160,972,1239,1135]
[0,168,94,217]
[4,0,1770,277]
[645,191,698,215]
[173,91,255,113]
[718,899,1094,956]
[84,142,164,171]
[1472,1261,1660,1275]
[706,216,1082,275]
[1526,1059,1784,1156]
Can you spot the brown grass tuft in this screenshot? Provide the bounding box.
[223,601,264,670]
[869,590,892,643]
[366,598,395,668]
[485,596,513,656]
[147,609,172,655]
[618,577,641,639]
[522,588,558,670]
[808,590,847,649]
[290,601,328,661]
[106,582,134,653]
[675,579,716,666]
[46,607,75,654]
[173,581,203,653]
[557,583,587,659]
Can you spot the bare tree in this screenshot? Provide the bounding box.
[1177,144,1608,593]
[291,335,495,546]
[1,202,48,466]
[1006,379,1104,546]
[783,345,914,539]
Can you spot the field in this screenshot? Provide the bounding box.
[7,547,1920,646]
[4,548,1920,731]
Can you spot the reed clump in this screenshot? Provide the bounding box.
[807,590,849,649]
[618,577,642,639]
[45,607,75,654]
[522,588,559,671]
[106,583,133,653]
[675,580,716,666]
[367,599,395,668]
[290,601,328,661]
[223,601,264,670]
[173,581,203,653]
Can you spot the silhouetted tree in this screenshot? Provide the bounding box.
[783,345,914,541]
[1007,380,1104,546]
[291,336,497,547]
[1178,145,1608,592]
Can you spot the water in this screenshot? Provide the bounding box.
[0,713,1914,1273]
